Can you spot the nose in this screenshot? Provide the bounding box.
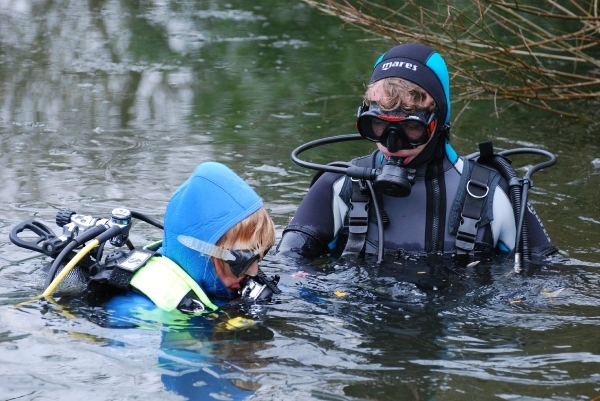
[245,261,259,277]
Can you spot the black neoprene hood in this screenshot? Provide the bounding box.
[370,43,451,125]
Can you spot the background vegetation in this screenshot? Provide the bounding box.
[304,0,600,119]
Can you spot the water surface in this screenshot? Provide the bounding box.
[1,1,599,400]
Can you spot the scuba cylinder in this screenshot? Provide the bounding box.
[9,207,281,313]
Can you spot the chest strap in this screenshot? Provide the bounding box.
[455,163,492,256]
[341,178,370,259]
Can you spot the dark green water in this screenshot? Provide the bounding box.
[0,1,599,400]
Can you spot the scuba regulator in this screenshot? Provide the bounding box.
[372,156,416,197]
[9,207,281,313]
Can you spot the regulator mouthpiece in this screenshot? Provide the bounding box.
[372,157,416,197]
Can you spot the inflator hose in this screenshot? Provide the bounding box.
[502,148,557,266]
[471,147,557,264]
[479,154,531,260]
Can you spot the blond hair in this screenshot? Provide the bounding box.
[216,207,276,258]
[364,77,436,113]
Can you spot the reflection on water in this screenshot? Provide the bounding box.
[1,1,600,400]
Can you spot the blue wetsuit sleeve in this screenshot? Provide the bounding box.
[276,172,343,260]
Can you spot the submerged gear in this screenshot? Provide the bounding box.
[357,102,437,151]
[90,248,280,312]
[9,207,282,314]
[88,247,280,312]
[87,249,218,313]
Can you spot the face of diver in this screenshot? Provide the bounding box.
[369,86,437,164]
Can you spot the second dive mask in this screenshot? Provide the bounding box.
[356,102,437,153]
[178,235,268,277]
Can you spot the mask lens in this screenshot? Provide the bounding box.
[370,118,389,139]
[357,103,436,149]
[226,246,271,277]
[227,250,259,277]
[398,119,429,144]
[357,114,384,142]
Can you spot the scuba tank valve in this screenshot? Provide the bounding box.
[108,208,132,247]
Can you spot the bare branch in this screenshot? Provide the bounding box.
[303,0,600,118]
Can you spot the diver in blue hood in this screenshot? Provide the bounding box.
[106,161,277,315]
[160,161,275,300]
[277,43,558,264]
[9,162,279,400]
[10,161,277,316]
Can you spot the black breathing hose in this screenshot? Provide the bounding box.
[291,134,377,181]
[501,148,557,268]
[43,224,108,290]
[130,211,164,230]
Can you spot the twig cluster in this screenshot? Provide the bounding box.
[303,0,600,119]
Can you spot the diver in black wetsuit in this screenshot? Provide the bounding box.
[277,43,557,262]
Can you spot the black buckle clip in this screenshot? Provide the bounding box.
[456,215,480,252]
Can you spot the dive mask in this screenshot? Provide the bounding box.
[178,235,269,277]
[356,102,437,152]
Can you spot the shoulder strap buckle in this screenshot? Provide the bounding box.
[455,215,480,252]
[455,163,493,256]
[342,179,371,258]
